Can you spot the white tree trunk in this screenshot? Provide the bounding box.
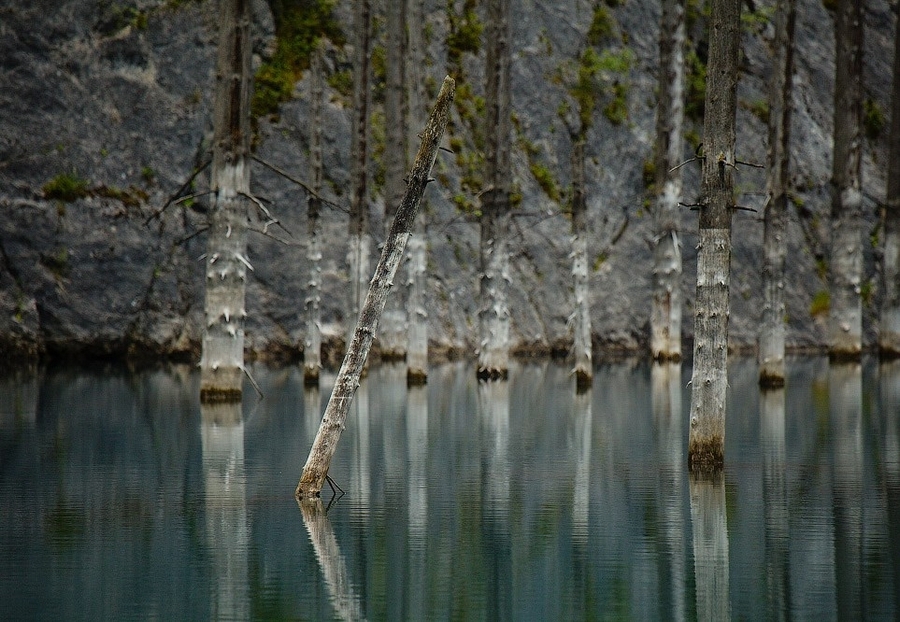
[297,77,455,497]
[651,0,685,362]
[304,45,324,386]
[880,16,900,357]
[571,139,592,390]
[759,0,796,386]
[200,0,252,402]
[688,0,739,472]
[829,0,864,361]
[689,473,731,621]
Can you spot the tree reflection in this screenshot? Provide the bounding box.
[689,471,729,621]
[880,360,900,615]
[201,401,249,621]
[407,384,428,621]
[760,386,789,620]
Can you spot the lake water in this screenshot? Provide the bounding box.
[1,357,899,620]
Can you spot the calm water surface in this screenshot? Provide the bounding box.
[1,358,899,620]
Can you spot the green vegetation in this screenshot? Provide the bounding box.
[861,279,874,307]
[95,185,149,208]
[564,46,635,131]
[740,3,773,32]
[685,48,707,121]
[586,5,614,45]
[446,0,483,66]
[252,0,343,119]
[42,173,90,202]
[642,158,656,190]
[593,252,609,271]
[141,166,156,185]
[529,162,561,202]
[41,247,71,279]
[864,97,885,140]
[810,290,830,317]
[743,98,770,124]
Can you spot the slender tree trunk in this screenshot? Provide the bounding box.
[880,17,900,358]
[651,0,686,362]
[304,45,324,386]
[687,0,740,472]
[348,0,373,352]
[200,0,253,402]
[379,0,410,360]
[571,137,592,391]
[479,0,512,381]
[296,77,455,498]
[689,473,731,621]
[829,0,864,361]
[406,0,429,385]
[759,0,796,387]
[760,388,790,620]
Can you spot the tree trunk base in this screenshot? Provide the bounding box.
[758,370,785,388]
[878,344,900,361]
[653,351,683,364]
[828,348,862,364]
[477,366,509,382]
[303,368,320,387]
[688,437,724,473]
[407,368,428,386]
[200,387,242,404]
[575,369,593,394]
[377,348,407,363]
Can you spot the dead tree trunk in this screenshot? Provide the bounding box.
[829,0,864,361]
[759,0,796,387]
[304,44,325,386]
[379,0,410,360]
[478,0,512,381]
[880,15,900,358]
[571,137,592,392]
[406,0,429,385]
[296,77,455,498]
[687,0,740,473]
[347,0,373,352]
[651,0,686,362]
[200,0,253,402]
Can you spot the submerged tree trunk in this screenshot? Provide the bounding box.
[200,0,253,402]
[379,0,410,360]
[406,0,429,385]
[304,45,325,386]
[759,0,796,387]
[687,0,740,472]
[478,0,512,381]
[880,15,900,358]
[296,77,455,498]
[689,473,731,620]
[651,0,686,362]
[829,0,864,361]
[571,137,592,391]
[347,0,373,352]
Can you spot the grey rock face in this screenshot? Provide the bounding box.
[0,0,893,364]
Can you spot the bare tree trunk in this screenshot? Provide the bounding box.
[304,45,324,386]
[200,0,253,402]
[651,0,686,362]
[880,17,900,358]
[379,0,410,360]
[571,138,592,391]
[406,0,429,385]
[479,0,512,381]
[296,77,455,498]
[348,0,373,352]
[687,0,740,472]
[760,387,790,620]
[759,0,796,387]
[829,0,864,361]
[689,473,731,621]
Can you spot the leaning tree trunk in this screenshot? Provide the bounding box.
[829,0,864,361]
[406,0,429,385]
[304,44,324,386]
[651,0,686,362]
[571,137,592,391]
[880,14,900,358]
[687,0,740,473]
[347,0,373,352]
[478,0,512,381]
[759,0,796,387]
[296,77,455,498]
[379,0,410,361]
[200,0,253,402]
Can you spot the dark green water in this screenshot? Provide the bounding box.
[1,358,898,620]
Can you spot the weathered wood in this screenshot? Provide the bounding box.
[651,0,686,362]
[880,14,900,358]
[296,77,456,498]
[829,0,864,361]
[200,0,253,402]
[304,44,325,387]
[687,0,740,473]
[571,137,592,391]
[759,0,796,387]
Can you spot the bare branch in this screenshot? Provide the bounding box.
[240,191,293,238]
[735,159,765,169]
[175,226,209,246]
[145,160,211,225]
[669,156,704,173]
[251,155,348,214]
[248,226,292,245]
[732,205,758,212]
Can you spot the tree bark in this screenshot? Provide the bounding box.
[829,0,864,361]
[296,77,455,498]
[880,16,900,358]
[478,0,512,381]
[651,0,686,362]
[379,0,410,360]
[406,0,429,385]
[687,0,740,473]
[200,0,253,402]
[571,137,592,391]
[348,0,373,352]
[759,0,796,387]
[304,44,324,386]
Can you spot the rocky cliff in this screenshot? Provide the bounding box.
[0,0,894,365]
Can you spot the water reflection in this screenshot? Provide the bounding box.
[2,359,900,620]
